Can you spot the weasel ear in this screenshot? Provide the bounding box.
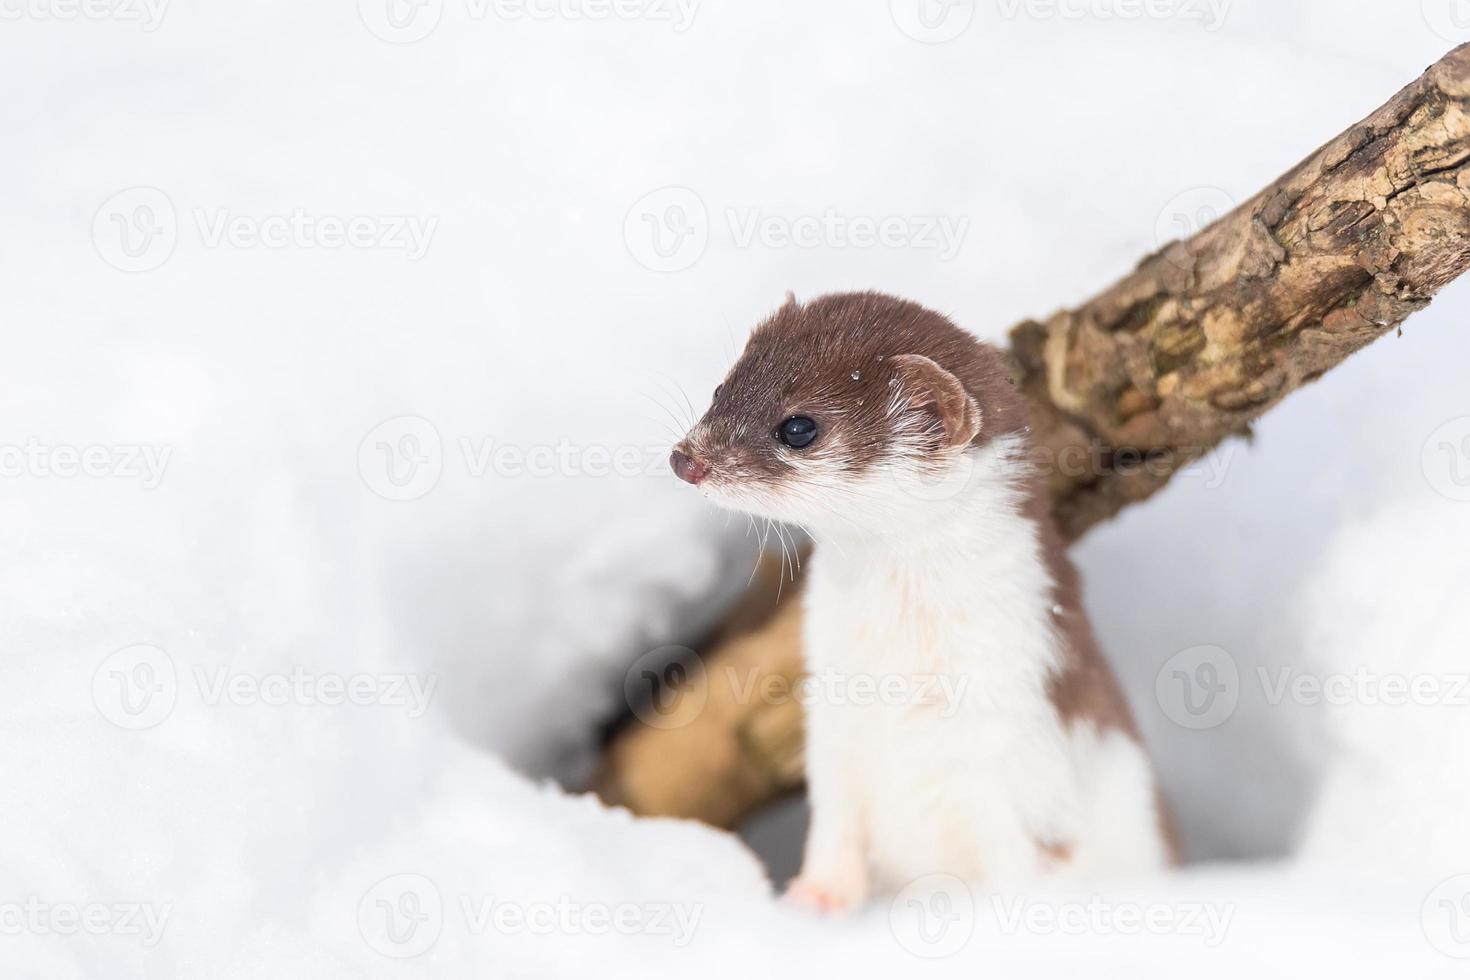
[890,354,981,448]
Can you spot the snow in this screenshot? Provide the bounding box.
[2,0,1469,975]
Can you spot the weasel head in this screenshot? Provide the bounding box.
[670,291,1030,536]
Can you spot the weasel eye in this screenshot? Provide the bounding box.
[777,416,818,449]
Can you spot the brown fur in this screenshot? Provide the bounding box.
[700,292,1141,732]
[681,292,1027,482]
[687,291,1180,863]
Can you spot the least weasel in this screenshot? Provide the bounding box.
[670,291,1176,910]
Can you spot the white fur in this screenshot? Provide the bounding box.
[705,434,1169,903]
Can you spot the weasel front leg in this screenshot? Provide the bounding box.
[786,819,867,912]
[784,700,869,913]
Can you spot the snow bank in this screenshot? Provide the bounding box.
[1297,498,1470,872]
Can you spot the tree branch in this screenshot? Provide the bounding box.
[1016,45,1470,537]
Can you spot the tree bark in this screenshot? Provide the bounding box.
[593,44,1470,828]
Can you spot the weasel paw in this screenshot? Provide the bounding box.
[783,876,865,914]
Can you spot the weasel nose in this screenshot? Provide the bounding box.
[669,449,709,485]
